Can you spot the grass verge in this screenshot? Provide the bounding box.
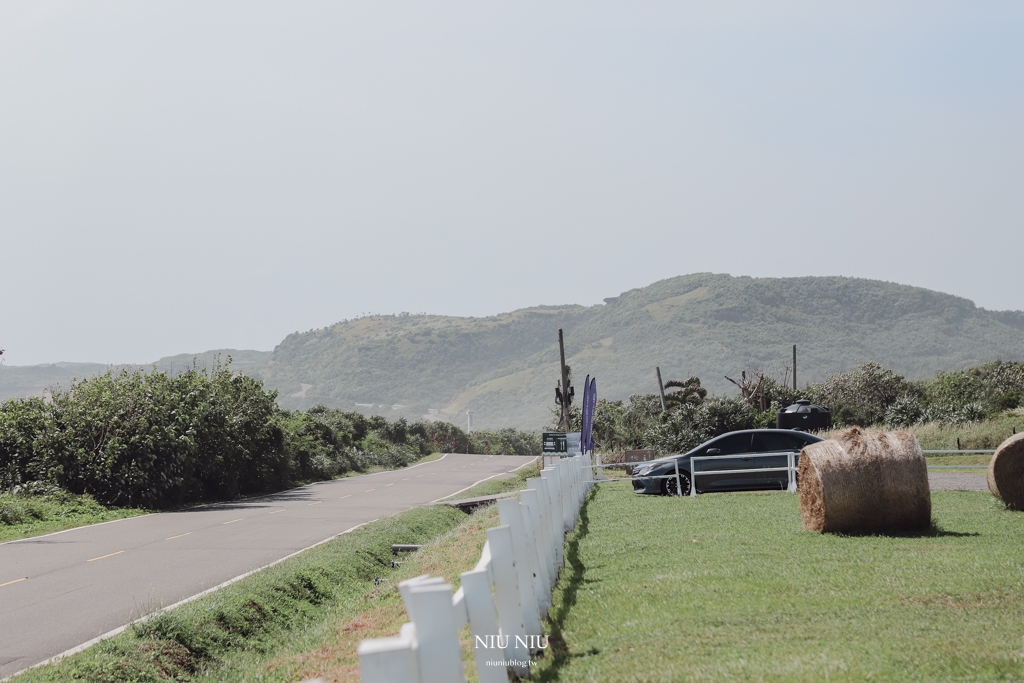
[908,413,1023,451]
[0,490,146,544]
[533,484,1024,682]
[441,456,540,501]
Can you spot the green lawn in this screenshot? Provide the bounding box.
[534,484,1024,682]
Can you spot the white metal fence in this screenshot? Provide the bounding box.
[357,453,593,683]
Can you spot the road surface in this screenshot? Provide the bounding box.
[0,453,535,678]
[928,470,989,492]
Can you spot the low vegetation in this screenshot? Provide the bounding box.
[533,484,1024,682]
[0,484,145,543]
[582,361,1024,458]
[0,362,539,512]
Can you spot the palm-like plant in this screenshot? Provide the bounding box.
[663,376,707,410]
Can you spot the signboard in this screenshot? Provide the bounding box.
[542,432,567,454]
[542,432,581,454]
[566,432,581,455]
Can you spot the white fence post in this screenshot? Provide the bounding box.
[519,488,554,598]
[359,449,597,683]
[487,526,530,677]
[459,569,509,683]
[399,581,465,683]
[559,460,574,533]
[497,498,543,640]
[787,451,797,493]
[526,477,558,582]
[357,628,419,683]
[571,455,583,514]
[540,470,564,568]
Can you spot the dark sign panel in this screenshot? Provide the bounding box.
[542,432,567,453]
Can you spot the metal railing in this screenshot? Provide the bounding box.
[587,446,996,495]
[690,451,798,497]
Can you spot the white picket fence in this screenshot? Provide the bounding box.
[357,453,593,683]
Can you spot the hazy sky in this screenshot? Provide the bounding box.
[2,1,1022,366]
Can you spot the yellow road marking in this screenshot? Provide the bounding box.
[165,532,191,540]
[222,518,244,525]
[402,478,409,481]
[365,489,375,492]
[339,495,351,499]
[385,483,394,487]
[87,551,125,562]
[416,475,423,478]
[0,577,27,588]
[308,501,322,506]
[269,509,286,514]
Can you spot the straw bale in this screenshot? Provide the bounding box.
[987,432,1024,510]
[798,427,931,533]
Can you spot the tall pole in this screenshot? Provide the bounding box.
[655,366,667,412]
[792,344,797,391]
[558,329,570,433]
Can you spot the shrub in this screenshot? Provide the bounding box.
[805,362,919,426]
[646,397,757,454]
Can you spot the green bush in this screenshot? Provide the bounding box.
[804,362,919,427]
[646,396,757,454]
[0,369,537,510]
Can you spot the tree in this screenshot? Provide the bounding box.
[663,377,707,411]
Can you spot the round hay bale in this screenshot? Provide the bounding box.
[987,432,1024,510]
[798,427,931,533]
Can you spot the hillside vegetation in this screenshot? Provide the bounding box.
[265,274,1024,429]
[5,274,1024,430]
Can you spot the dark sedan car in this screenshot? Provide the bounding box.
[632,429,824,496]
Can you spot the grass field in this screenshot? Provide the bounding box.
[533,484,1024,682]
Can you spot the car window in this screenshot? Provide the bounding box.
[751,433,807,452]
[707,434,752,455]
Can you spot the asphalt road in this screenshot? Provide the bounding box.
[0,453,535,678]
[928,470,990,492]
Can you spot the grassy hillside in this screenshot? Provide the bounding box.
[266,274,1024,429]
[261,306,594,422]
[6,274,1024,430]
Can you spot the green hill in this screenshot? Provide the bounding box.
[264,274,1024,429]
[6,274,1024,430]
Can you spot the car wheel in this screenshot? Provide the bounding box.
[662,470,692,496]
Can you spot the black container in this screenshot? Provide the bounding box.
[776,399,831,431]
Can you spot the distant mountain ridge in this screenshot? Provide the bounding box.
[5,274,1024,430]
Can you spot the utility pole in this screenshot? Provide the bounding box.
[558,329,571,433]
[655,366,667,412]
[792,344,797,391]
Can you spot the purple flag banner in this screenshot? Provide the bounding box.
[586,378,597,452]
[579,375,597,454]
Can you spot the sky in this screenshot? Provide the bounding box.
[1,1,1022,366]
